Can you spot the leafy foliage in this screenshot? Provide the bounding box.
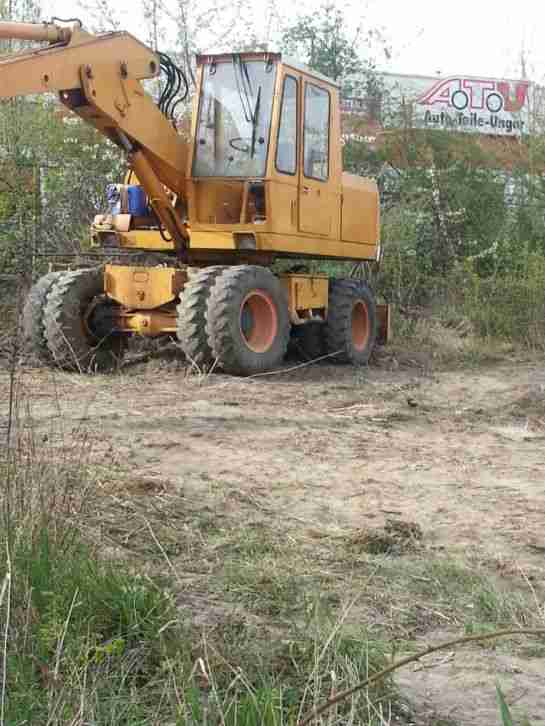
[281,2,363,84]
[0,97,124,275]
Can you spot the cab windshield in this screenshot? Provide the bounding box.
[193,58,277,178]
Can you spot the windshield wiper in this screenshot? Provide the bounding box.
[233,56,262,158]
[250,86,261,158]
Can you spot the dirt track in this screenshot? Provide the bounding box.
[4,354,544,566]
[1,353,545,723]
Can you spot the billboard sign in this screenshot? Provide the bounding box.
[342,72,531,138]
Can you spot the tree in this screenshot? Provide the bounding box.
[280,2,385,90]
[0,0,125,277]
[280,2,388,181]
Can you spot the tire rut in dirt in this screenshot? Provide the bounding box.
[176,266,226,369]
[44,268,124,372]
[206,265,290,375]
[22,271,65,364]
[325,279,377,364]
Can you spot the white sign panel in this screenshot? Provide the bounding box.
[343,73,531,137]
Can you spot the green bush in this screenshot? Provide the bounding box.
[377,233,545,348]
[461,254,545,343]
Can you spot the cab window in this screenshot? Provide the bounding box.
[303,83,330,181]
[276,76,298,175]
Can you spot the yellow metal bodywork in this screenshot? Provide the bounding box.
[0,27,157,97]
[104,230,174,250]
[341,175,381,245]
[99,228,379,262]
[79,67,188,198]
[0,20,72,43]
[182,58,380,261]
[114,309,177,336]
[280,275,328,318]
[104,264,186,309]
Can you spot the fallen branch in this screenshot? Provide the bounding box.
[297,628,545,726]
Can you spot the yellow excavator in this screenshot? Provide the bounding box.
[1,19,389,375]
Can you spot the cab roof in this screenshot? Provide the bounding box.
[195,52,340,89]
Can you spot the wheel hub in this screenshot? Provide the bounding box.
[351,300,370,351]
[239,289,278,353]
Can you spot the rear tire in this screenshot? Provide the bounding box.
[206,266,290,375]
[176,266,226,369]
[44,268,125,372]
[325,279,377,364]
[22,271,65,364]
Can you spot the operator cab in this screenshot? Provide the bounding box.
[187,52,344,247]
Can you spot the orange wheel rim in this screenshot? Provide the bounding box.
[352,300,370,351]
[239,290,278,353]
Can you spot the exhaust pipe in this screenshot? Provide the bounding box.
[0,21,72,44]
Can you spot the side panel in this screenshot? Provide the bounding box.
[298,179,336,236]
[280,274,328,314]
[341,174,380,247]
[105,227,379,260]
[267,179,298,235]
[104,265,186,308]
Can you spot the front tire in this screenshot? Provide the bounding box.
[176,266,226,369]
[325,279,377,364]
[44,268,125,372]
[22,271,65,364]
[206,266,290,375]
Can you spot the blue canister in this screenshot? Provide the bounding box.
[127,185,148,216]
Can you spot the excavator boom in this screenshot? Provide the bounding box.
[0,20,72,43]
[0,20,189,250]
[0,23,157,97]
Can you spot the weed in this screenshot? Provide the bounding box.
[348,520,423,556]
[378,253,545,356]
[496,682,534,726]
[0,383,397,724]
[347,554,544,640]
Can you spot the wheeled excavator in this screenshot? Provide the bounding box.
[0,19,389,375]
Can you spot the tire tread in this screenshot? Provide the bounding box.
[325,278,377,364]
[206,266,290,375]
[176,266,226,368]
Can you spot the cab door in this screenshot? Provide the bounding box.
[268,72,301,237]
[298,81,336,237]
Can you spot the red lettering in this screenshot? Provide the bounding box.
[496,81,529,112]
[462,79,494,110]
[418,78,459,106]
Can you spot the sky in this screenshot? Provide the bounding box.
[40,0,544,83]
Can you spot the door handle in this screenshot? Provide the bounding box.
[302,186,311,194]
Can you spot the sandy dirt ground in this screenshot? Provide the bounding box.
[1,352,544,723]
